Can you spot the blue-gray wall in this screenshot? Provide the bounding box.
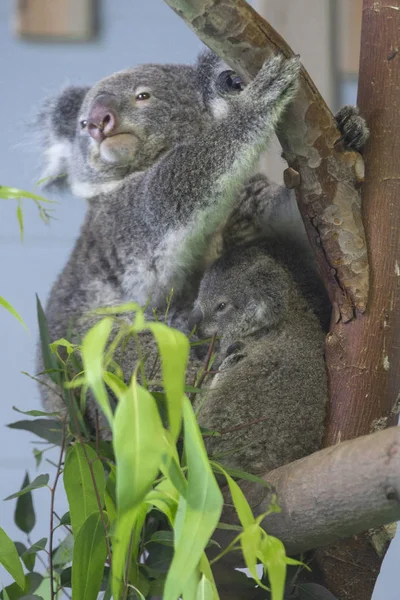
[0,0,397,597]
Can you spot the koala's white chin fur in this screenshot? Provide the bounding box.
[71,179,124,199]
[99,133,138,164]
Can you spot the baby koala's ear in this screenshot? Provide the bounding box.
[243,260,291,334]
[36,85,90,190]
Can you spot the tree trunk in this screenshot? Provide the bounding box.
[315,2,400,598]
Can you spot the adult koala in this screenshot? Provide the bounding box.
[34,48,367,434]
[35,50,302,428]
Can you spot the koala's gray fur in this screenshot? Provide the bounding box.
[190,242,328,474]
[34,44,368,438]
[35,50,302,429]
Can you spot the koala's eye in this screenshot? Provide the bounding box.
[216,302,227,312]
[136,92,151,101]
[216,70,244,95]
[80,120,88,129]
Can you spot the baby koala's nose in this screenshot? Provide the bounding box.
[87,95,118,141]
[188,306,204,333]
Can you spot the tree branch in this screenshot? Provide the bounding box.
[163,0,369,321]
[212,427,400,561]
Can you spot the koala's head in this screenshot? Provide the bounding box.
[189,245,292,344]
[36,50,249,199]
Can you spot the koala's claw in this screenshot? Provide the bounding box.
[334,105,369,152]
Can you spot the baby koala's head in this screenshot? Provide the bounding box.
[188,244,292,350]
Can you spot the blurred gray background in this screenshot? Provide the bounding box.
[0,0,398,597]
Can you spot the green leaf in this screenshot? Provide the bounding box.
[81,318,114,425]
[14,473,36,534]
[145,479,179,525]
[16,203,24,241]
[4,475,49,501]
[36,295,60,384]
[7,420,62,445]
[59,512,71,526]
[149,530,174,547]
[63,443,105,536]
[0,571,43,600]
[52,533,74,567]
[71,513,107,600]
[0,186,54,203]
[240,525,264,589]
[258,534,286,600]
[20,539,47,573]
[211,462,254,529]
[0,528,25,589]
[28,575,52,600]
[145,322,189,441]
[114,378,165,514]
[196,574,214,600]
[0,297,27,330]
[112,377,165,599]
[12,407,60,418]
[164,398,223,600]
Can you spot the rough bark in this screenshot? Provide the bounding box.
[314,2,400,597]
[163,0,369,322]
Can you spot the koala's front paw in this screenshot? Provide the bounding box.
[246,53,301,112]
[335,105,369,152]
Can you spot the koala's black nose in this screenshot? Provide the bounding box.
[87,95,118,142]
[188,306,203,332]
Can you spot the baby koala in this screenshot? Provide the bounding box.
[188,242,328,475]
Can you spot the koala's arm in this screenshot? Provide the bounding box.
[139,54,300,301]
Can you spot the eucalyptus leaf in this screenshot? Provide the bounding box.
[63,443,105,536]
[14,473,36,534]
[112,376,165,599]
[0,296,27,330]
[0,528,25,589]
[0,571,43,600]
[81,317,114,425]
[163,398,223,600]
[145,321,189,441]
[36,295,60,384]
[71,513,107,600]
[52,533,74,567]
[7,419,62,445]
[196,574,214,600]
[21,539,47,573]
[4,475,49,501]
[12,407,60,418]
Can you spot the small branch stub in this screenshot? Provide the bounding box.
[283,167,301,189]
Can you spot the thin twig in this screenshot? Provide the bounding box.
[189,333,217,404]
[49,419,67,600]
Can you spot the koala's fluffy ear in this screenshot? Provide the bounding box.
[36,85,89,190]
[244,261,291,334]
[195,50,222,106]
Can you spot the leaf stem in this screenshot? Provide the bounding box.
[49,419,67,600]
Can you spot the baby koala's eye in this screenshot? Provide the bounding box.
[216,70,244,95]
[216,302,227,312]
[80,120,88,129]
[136,91,151,101]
